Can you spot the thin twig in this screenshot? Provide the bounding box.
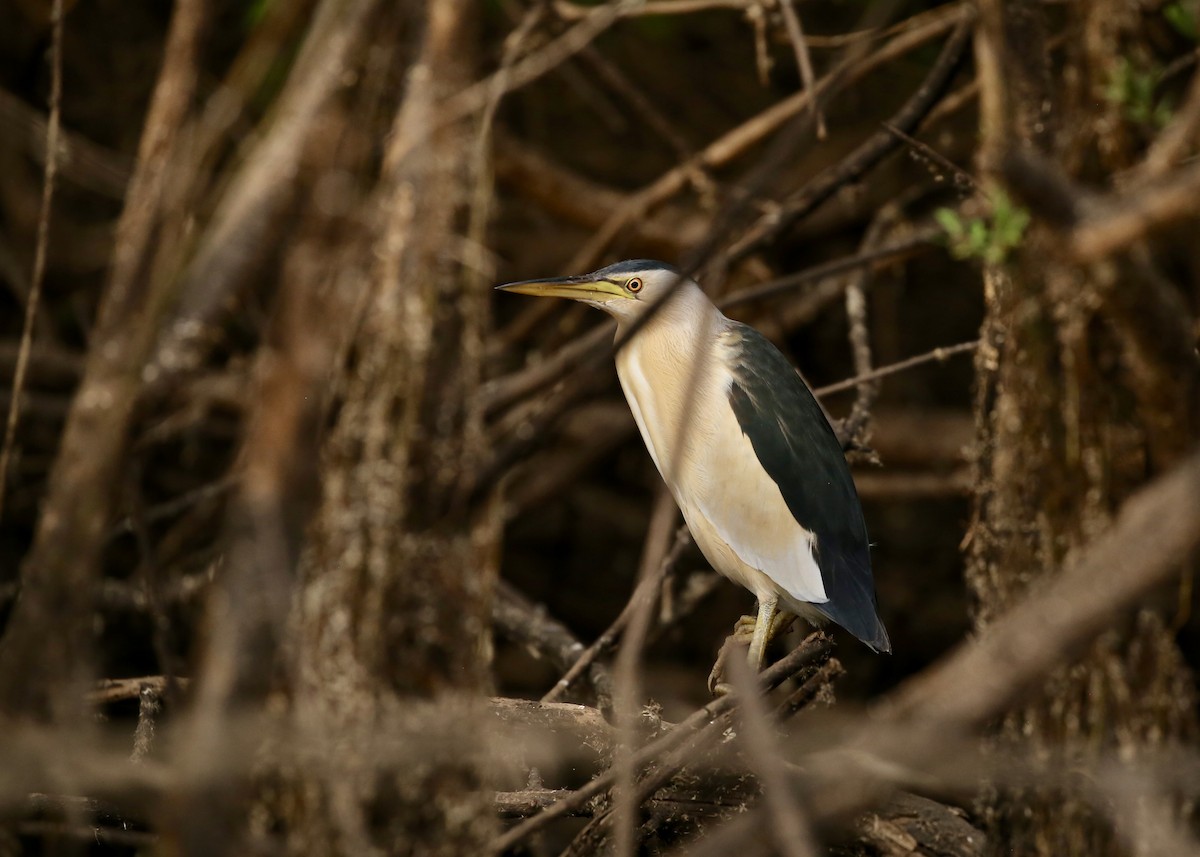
[542,525,692,704]
[495,580,614,708]
[399,0,639,163]
[838,210,893,447]
[779,0,826,139]
[1071,159,1200,261]
[553,0,759,20]
[730,656,820,857]
[774,657,844,720]
[881,121,979,192]
[814,341,979,397]
[148,0,378,382]
[720,227,939,310]
[1136,49,1200,180]
[491,633,834,853]
[0,0,63,523]
[613,490,679,857]
[726,10,973,263]
[130,685,161,763]
[568,2,967,272]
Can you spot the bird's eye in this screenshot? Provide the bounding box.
[627,277,644,293]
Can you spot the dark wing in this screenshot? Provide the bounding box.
[724,322,890,653]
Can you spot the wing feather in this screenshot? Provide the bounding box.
[723,323,890,653]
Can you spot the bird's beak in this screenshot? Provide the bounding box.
[495,274,628,302]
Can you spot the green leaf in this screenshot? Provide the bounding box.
[1165,1,1200,40]
[935,207,965,238]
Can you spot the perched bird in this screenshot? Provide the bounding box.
[498,260,889,680]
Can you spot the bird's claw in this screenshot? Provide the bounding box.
[707,616,757,696]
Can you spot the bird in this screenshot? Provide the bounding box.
[497,259,889,684]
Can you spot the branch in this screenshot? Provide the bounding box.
[541,525,691,705]
[147,0,378,382]
[687,447,1200,847]
[491,633,834,853]
[0,0,207,720]
[725,11,973,263]
[814,341,979,397]
[494,580,614,709]
[1001,147,1200,261]
[567,2,968,272]
[0,0,62,523]
[719,227,939,311]
[1070,159,1200,261]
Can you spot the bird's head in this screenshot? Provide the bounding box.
[496,259,693,324]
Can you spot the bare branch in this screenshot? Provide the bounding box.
[492,633,834,852]
[814,341,979,397]
[725,11,973,263]
[0,0,207,720]
[0,0,62,523]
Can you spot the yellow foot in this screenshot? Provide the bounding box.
[707,608,798,696]
[707,614,757,695]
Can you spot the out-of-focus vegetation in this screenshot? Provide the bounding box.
[0,0,1197,854]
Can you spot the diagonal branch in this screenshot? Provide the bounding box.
[725,12,973,264]
[680,447,1200,849]
[0,0,207,720]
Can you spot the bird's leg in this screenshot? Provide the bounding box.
[709,596,782,696]
[746,595,779,672]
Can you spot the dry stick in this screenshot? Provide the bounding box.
[576,43,696,165]
[1071,158,1200,261]
[147,0,377,382]
[553,0,759,20]
[779,0,825,140]
[729,656,820,857]
[838,210,893,447]
[813,341,978,397]
[542,525,691,704]
[568,2,967,273]
[395,0,637,164]
[495,580,614,708]
[0,0,206,718]
[0,86,130,200]
[684,449,1200,853]
[468,1,544,263]
[88,675,189,706]
[130,685,161,764]
[726,11,973,265]
[719,227,940,310]
[774,657,843,720]
[496,787,740,820]
[881,121,980,192]
[560,701,739,856]
[493,633,834,853]
[556,0,960,47]
[613,490,679,857]
[1136,50,1200,180]
[186,0,316,188]
[0,0,62,524]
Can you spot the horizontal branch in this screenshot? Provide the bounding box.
[814,341,978,397]
[490,633,834,852]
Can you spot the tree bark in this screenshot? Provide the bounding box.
[263,2,499,853]
[968,2,1199,855]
